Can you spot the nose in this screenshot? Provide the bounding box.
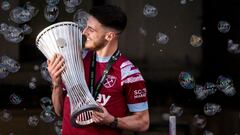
[82,26,88,35]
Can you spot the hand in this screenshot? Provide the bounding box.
[47,54,65,85]
[91,105,115,125]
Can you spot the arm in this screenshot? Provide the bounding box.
[47,54,65,116]
[51,84,64,116]
[116,110,149,132]
[92,106,150,132]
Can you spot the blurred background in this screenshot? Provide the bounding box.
[0,0,240,135]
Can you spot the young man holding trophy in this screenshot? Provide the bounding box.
[47,4,149,135]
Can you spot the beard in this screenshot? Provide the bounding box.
[84,38,106,51]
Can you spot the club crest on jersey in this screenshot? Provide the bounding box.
[103,75,116,88]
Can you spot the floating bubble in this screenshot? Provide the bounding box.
[64,5,76,13]
[21,24,32,35]
[54,119,62,135]
[29,81,36,90]
[9,2,38,24]
[0,55,21,73]
[227,39,240,54]
[24,1,39,17]
[156,32,169,45]
[40,110,56,123]
[217,21,230,33]
[40,61,52,82]
[33,64,40,71]
[64,0,82,7]
[44,5,59,23]
[143,4,158,18]
[192,114,207,129]
[161,113,170,121]
[40,97,53,111]
[203,82,217,96]
[0,22,8,35]
[0,109,13,122]
[28,115,39,127]
[46,0,60,6]
[169,103,183,117]
[1,0,10,11]
[204,103,221,116]
[139,27,147,36]
[30,77,37,83]
[73,9,89,32]
[178,71,195,89]
[0,65,9,79]
[10,7,33,24]
[3,25,24,43]
[180,0,187,5]
[190,34,203,47]
[216,75,236,96]
[63,0,80,8]
[9,93,22,105]
[194,84,208,100]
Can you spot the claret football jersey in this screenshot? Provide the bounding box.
[62,50,148,135]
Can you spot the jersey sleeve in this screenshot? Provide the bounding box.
[120,60,148,112]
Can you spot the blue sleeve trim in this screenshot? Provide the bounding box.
[127,102,148,112]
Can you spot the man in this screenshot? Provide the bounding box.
[47,4,149,135]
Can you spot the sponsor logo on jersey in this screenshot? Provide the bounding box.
[134,88,147,99]
[96,94,111,106]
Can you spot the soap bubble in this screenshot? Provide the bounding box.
[156,32,169,45]
[44,5,59,22]
[40,110,56,123]
[9,93,22,105]
[0,65,9,79]
[3,25,24,43]
[178,71,195,89]
[217,21,230,33]
[143,4,158,17]
[169,103,183,117]
[192,114,207,129]
[0,55,21,73]
[0,109,13,122]
[28,115,39,127]
[1,0,10,11]
[190,34,203,47]
[54,119,62,135]
[40,97,53,111]
[73,9,89,32]
[216,75,236,96]
[204,103,221,116]
[40,61,51,82]
[46,0,60,6]
[194,84,208,100]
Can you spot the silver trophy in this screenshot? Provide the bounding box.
[35,21,101,127]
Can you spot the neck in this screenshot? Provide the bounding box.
[96,40,118,57]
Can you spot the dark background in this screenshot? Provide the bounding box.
[0,0,240,134]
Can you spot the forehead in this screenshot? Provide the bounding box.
[87,15,103,29]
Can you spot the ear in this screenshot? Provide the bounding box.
[105,32,115,41]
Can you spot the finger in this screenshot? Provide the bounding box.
[92,114,103,123]
[51,55,63,69]
[50,57,64,76]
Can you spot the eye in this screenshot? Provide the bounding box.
[89,27,94,32]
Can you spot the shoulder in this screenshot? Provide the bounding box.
[117,54,144,81]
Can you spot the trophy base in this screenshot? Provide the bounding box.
[71,104,103,127]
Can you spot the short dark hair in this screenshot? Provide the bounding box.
[89,4,127,33]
